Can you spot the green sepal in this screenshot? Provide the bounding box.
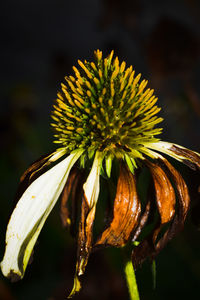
[88,148,96,160]
[125,154,135,174]
[105,154,113,177]
[79,154,86,169]
[130,149,144,160]
[131,157,137,169]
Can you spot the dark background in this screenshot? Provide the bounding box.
[1,0,200,299]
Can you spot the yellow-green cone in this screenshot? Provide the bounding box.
[51,50,163,174]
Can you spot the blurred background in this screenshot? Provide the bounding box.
[1,0,200,299]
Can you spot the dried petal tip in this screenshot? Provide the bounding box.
[68,274,81,299]
[70,151,102,294]
[145,141,200,170]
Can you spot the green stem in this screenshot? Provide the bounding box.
[124,259,140,300]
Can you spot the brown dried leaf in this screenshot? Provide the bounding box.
[95,163,141,247]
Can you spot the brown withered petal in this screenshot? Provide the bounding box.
[170,145,200,170]
[132,160,176,269]
[60,167,84,234]
[76,196,96,277]
[14,152,55,207]
[132,199,155,269]
[95,163,141,248]
[132,239,153,270]
[154,158,190,255]
[132,198,151,242]
[148,160,176,226]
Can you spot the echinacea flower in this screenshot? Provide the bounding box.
[1,50,200,298]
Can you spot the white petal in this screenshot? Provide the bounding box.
[83,151,103,208]
[1,149,83,279]
[144,141,185,161]
[144,140,200,171]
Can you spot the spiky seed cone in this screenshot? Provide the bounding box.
[51,50,163,171]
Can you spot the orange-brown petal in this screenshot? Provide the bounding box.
[132,158,191,268]
[148,160,176,226]
[95,163,141,248]
[154,158,190,254]
[132,160,176,269]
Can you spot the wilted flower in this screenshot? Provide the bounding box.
[1,50,200,297]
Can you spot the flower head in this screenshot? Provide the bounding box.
[52,49,162,167]
[1,50,200,297]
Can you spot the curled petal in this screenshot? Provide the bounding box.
[95,163,141,248]
[145,141,200,170]
[147,160,176,225]
[132,198,151,241]
[132,160,176,269]
[132,239,153,270]
[154,158,190,255]
[77,151,102,274]
[69,152,102,297]
[132,197,155,269]
[60,167,84,234]
[132,156,191,268]
[77,198,96,276]
[0,150,83,281]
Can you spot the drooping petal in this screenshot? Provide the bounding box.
[132,198,151,242]
[145,141,200,170]
[69,151,102,297]
[95,162,141,248]
[77,151,102,274]
[60,167,85,235]
[132,160,176,269]
[0,149,83,281]
[132,239,153,270]
[148,160,176,226]
[154,158,190,255]
[82,151,103,209]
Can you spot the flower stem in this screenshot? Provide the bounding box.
[124,259,140,300]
